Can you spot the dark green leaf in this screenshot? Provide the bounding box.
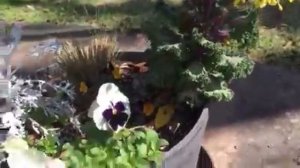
[28,108,57,127]
[81,121,112,143]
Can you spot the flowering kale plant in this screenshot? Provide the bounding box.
[147,30,253,104]
[144,0,260,107]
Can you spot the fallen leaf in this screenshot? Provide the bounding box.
[112,64,122,79]
[127,62,149,73]
[154,104,175,129]
[143,102,155,116]
[79,81,88,94]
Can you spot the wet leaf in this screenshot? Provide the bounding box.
[154,104,175,129]
[143,102,155,116]
[79,81,88,94]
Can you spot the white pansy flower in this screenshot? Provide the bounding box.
[88,83,131,131]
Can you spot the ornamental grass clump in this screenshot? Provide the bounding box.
[56,36,118,87]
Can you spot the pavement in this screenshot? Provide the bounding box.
[204,64,300,168]
[0,22,108,40]
[2,22,149,71]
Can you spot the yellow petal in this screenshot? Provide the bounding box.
[233,0,241,6]
[268,0,277,6]
[79,81,88,94]
[154,104,175,129]
[254,0,261,8]
[259,0,268,8]
[288,0,293,3]
[278,3,283,10]
[112,65,122,80]
[143,102,155,116]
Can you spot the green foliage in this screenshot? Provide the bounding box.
[81,121,112,143]
[26,107,68,128]
[144,0,258,104]
[34,134,59,157]
[178,0,259,45]
[60,127,166,168]
[229,8,259,49]
[147,30,254,102]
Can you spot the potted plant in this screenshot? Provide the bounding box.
[0,0,294,167]
[142,0,257,166]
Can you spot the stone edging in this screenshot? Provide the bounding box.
[18,23,142,40]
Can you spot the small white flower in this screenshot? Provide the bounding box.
[88,83,130,131]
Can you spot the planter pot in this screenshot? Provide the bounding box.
[197,147,215,168]
[161,108,209,168]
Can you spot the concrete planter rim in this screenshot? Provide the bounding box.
[161,108,209,168]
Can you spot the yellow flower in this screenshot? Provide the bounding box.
[268,0,278,5]
[278,2,283,10]
[235,0,291,10]
[143,102,155,116]
[233,0,245,6]
[112,64,122,80]
[79,81,88,94]
[254,0,267,8]
[154,104,175,129]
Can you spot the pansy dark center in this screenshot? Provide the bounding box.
[102,101,128,130]
[112,108,117,115]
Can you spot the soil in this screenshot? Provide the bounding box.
[158,103,207,151]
